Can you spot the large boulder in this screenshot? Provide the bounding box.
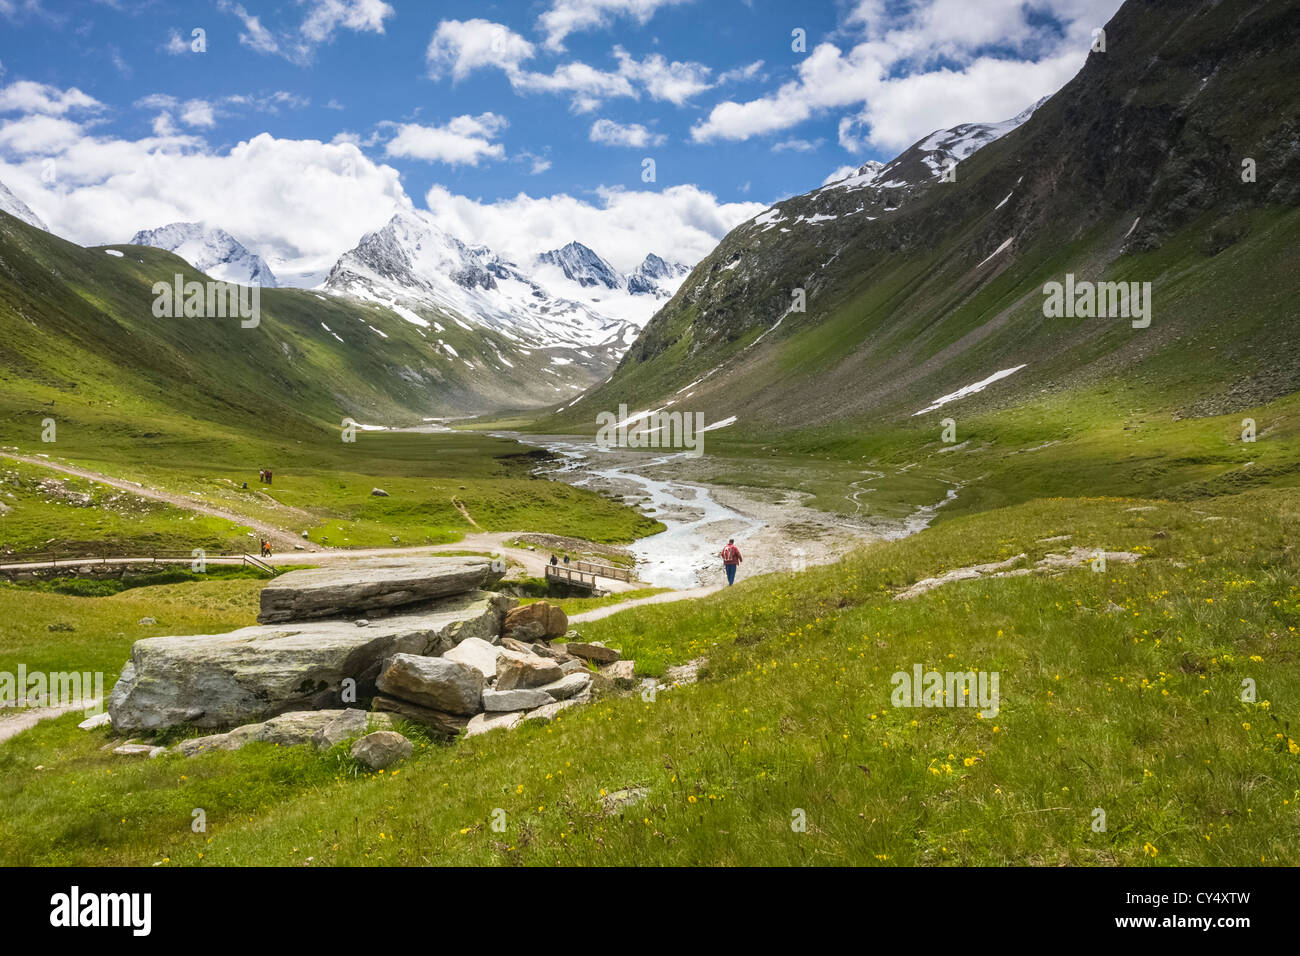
[504,601,568,639]
[258,557,505,624]
[376,654,484,715]
[108,591,510,733]
[495,648,563,690]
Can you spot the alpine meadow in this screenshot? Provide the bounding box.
[0,0,1297,936]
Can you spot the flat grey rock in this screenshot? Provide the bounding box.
[108,590,510,733]
[257,557,505,624]
[482,687,556,712]
[465,711,522,738]
[176,709,391,757]
[537,672,591,701]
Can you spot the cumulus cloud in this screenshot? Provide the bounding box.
[301,0,395,43]
[691,0,1123,152]
[537,0,693,52]
[427,18,536,81]
[0,101,409,281]
[423,182,764,274]
[384,113,508,166]
[589,118,665,148]
[427,18,713,111]
[610,47,711,105]
[0,81,102,116]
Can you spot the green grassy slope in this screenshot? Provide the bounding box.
[2,486,1296,866]
[533,0,1300,437]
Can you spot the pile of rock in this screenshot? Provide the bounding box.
[103,557,639,763]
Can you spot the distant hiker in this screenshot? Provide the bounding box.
[550,554,559,566]
[261,540,272,558]
[241,481,248,489]
[563,554,571,565]
[720,538,743,586]
[258,470,265,484]
[266,470,273,485]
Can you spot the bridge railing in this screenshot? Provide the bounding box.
[0,549,279,576]
[571,559,633,582]
[545,565,598,589]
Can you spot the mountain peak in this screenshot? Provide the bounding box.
[536,241,623,290]
[129,221,278,287]
[0,179,49,231]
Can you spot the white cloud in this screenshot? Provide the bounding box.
[384,113,508,166]
[301,0,394,43]
[0,114,87,154]
[427,19,713,111]
[427,18,535,81]
[691,0,1123,151]
[538,0,693,52]
[839,52,1082,152]
[219,0,393,64]
[0,81,102,116]
[611,47,711,105]
[423,182,764,274]
[772,138,821,153]
[589,118,664,148]
[0,106,409,281]
[717,60,764,84]
[163,29,188,55]
[219,1,279,55]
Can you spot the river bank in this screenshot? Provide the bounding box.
[500,435,897,589]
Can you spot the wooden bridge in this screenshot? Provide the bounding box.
[571,559,633,582]
[545,560,635,591]
[0,550,280,578]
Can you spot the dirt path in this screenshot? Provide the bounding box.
[2,451,322,552]
[570,585,723,623]
[0,701,97,745]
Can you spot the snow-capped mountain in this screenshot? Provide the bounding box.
[535,242,689,300]
[627,253,691,296]
[322,209,636,354]
[823,97,1048,193]
[129,222,279,287]
[0,179,48,231]
[536,241,623,290]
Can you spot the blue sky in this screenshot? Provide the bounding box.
[0,0,1121,279]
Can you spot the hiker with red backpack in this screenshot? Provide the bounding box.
[720,538,742,586]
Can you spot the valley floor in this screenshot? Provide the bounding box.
[2,485,1298,866]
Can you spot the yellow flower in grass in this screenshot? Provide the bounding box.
[1143,842,1158,857]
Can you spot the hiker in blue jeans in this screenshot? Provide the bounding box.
[720,539,742,585]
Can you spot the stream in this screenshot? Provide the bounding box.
[526,437,762,589]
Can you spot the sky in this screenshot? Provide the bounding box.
[0,0,1123,283]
